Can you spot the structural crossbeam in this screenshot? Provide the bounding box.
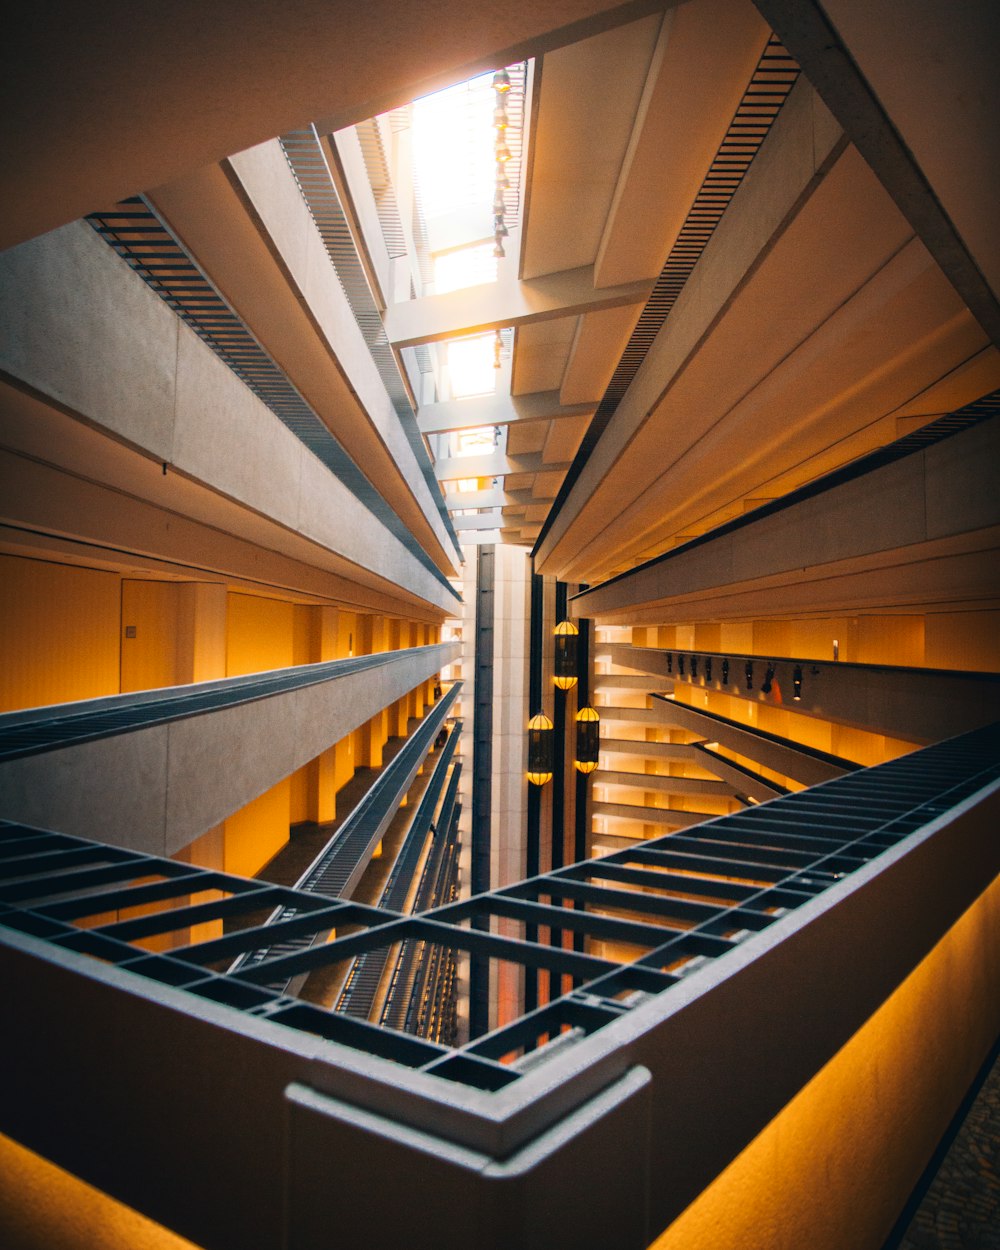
[384,266,652,348]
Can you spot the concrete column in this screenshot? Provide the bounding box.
[361,712,386,768]
[411,622,426,718]
[390,697,409,738]
[176,583,227,684]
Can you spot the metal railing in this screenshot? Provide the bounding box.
[2,721,997,1092]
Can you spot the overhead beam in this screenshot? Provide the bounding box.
[1,0,670,252]
[591,801,719,829]
[533,77,848,577]
[754,0,1000,347]
[571,416,1000,625]
[451,513,504,532]
[442,488,511,509]
[435,451,571,481]
[385,266,652,349]
[649,700,854,787]
[418,391,596,435]
[594,770,737,799]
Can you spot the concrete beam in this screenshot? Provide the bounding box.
[591,800,719,828]
[435,451,571,481]
[595,701,851,787]
[1,0,668,252]
[571,418,1000,629]
[534,77,848,577]
[0,643,459,852]
[451,513,504,532]
[595,770,737,799]
[443,488,510,509]
[0,226,458,615]
[418,390,596,435]
[596,736,785,802]
[592,673,670,690]
[615,647,1000,747]
[148,145,461,578]
[648,698,853,787]
[754,0,1000,346]
[385,266,653,349]
[598,738,705,762]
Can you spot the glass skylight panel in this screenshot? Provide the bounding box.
[412,74,496,251]
[447,335,497,399]
[433,242,498,295]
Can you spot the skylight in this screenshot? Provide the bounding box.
[412,74,497,258]
[447,335,498,399]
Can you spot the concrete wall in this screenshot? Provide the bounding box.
[0,221,456,613]
[0,641,458,853]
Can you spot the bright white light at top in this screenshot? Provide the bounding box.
[447,335,497,400]
[433,243,497,295]
[412,74,496,258]
[457,427,496,456]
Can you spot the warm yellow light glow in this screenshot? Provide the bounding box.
[554,620,579,637]
[527,711,554,785]
[575,759,598,774]
[0,1132,201,1250]
[447,337,497,399]
[651,873,1000,1250]
[553,674,577,690]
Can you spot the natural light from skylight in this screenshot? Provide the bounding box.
[433,242,497,295]
[447,335,497,400]
[412,73,497,291]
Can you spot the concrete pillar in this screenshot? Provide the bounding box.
[390,697,409,739]
[176,583,227,684]
[361,712,386,768]
[411,622,426,718]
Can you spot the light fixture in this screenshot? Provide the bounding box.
[678,654,685,677]
[493,215,509,237]
[495,140,511,163]
[554,620,579,690]
[705,656,712,682]
[493,105,508,129]
[745,660,753,691]
[761,663,775,695]
[722,658,729,684]
[527,712,554,785]
[493,329,503,369]
[493,240,506,258]
[575,706,600,774]
[666,652,673,674]
[492,68,512,93]
[792,666,803,701]
[691,655,699,679]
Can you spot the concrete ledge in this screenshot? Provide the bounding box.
[0,642,458,851]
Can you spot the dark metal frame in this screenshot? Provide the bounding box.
[2,722,998,1093]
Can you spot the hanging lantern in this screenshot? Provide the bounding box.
[575,706,600,774]
[527,712,554,785]
[553,619,579,690]
[492,68,512,93]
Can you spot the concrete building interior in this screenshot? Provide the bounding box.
[1,1,998,1247]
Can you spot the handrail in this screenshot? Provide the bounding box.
[0,647,452,762]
